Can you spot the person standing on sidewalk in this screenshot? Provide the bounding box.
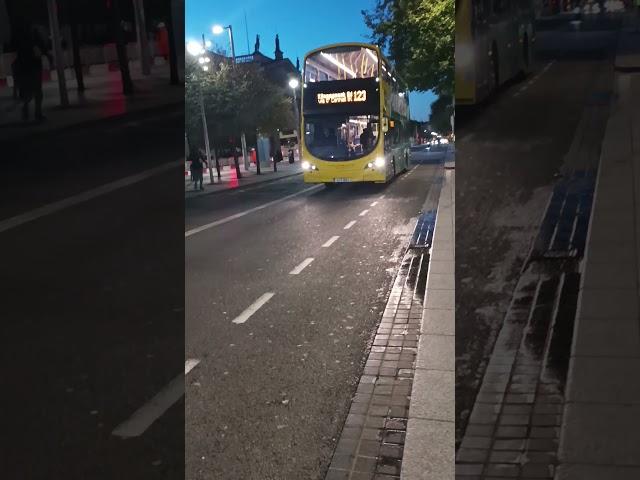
[13,21,51,122]
[189,147,205,191]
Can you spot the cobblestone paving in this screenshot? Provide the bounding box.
[325,214,434,480]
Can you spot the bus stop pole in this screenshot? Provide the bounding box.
[47,0,69,107]
[132,0,152,75]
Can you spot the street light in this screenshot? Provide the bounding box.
[212,24,236,63]
[288,77,301,162]
[187,40,214,183]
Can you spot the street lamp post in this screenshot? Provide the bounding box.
[213,24,245,177]
[186,40,215,183]
[212,24,236,63]
[288,77,300,162]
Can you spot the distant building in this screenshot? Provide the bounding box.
[234,34,300,88]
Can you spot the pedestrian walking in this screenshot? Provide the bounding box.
[288,148,294,163]
[13,21,51,122]
[189,148,205,191]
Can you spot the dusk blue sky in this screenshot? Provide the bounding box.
[186,0,437,121]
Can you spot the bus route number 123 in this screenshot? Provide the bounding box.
[317,90,367,105]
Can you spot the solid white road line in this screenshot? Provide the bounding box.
[185,184,322,238]
[344,220,357,230]
[112,358,200,438]
[231,292,275,324]
[359,209,369,216]
[322,235,340,247]
[370,201,378,207]
[0,161,182,235]
[289,257,314,275]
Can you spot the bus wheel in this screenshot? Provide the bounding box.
[490,44,499,93]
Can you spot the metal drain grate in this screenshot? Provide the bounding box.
[409,210,436,249]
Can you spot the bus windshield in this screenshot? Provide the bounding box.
[304,46,378,82]
[304,114,379,161]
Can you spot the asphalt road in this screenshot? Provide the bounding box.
[0,108,185,479]
[185,163,443,480]
[455,23,619,444]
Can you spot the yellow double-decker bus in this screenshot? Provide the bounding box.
[456,0,535,105]
[300,43,411,185]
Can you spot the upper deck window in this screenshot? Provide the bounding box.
[305,46,379,83]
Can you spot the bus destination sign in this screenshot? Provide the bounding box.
[317,90,367,105]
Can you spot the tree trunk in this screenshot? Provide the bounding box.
[111,0,133,95]
[166,0,179,85]
[68,0,85,92]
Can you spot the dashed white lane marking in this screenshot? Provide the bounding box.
[185,184,323,238]
[112,358,200,438]
[0,160,182,235]
[185,359,200,374]
[322,236,340,247]
[344,220,357,230]
[370,201,378,207]
[232,292,275,324]
[359,209,370,216]
[289,257,314,275]
[379,194,385,199]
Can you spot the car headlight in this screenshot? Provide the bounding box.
[374,157,385,168]
[302,161,311,170]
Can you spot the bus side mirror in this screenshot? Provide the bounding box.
[382,117,389,133]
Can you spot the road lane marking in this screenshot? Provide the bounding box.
[289,257,314,275]
[0,161,182,235]
[344,220,357,230]
[359,209,369,216]
[322,236,340,247]
[112,358,200,438]
[232,292,275,324]
[185,184,322,238]
[370,201,378,206]
[185,358,200,374]
[379,195,385,199]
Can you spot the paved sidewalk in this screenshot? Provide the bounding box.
[402,168,455,479]
[555,33,640,480]
[0,64,182,141]
[185,160,303,198]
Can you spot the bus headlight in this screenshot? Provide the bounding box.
[367,162,374,169]
[374,157,385,168]
[302,161,311,170]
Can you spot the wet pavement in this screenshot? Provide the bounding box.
[455,23,617,449]
[455,17,618,479]
[185,163,444,479]
[324,207,438,480]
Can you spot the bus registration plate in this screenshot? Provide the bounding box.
[334,178,352,183]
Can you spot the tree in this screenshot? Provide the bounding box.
[185,59,295,168]
[363,0,454,95]
[429,94,453,134]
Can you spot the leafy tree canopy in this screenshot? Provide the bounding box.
[185,59,295,149]
[363,0,454,96]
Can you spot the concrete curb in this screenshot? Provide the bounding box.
[184,170,304,200]
[401,168,455,480]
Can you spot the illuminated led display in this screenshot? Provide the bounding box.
[317,90,367,105]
